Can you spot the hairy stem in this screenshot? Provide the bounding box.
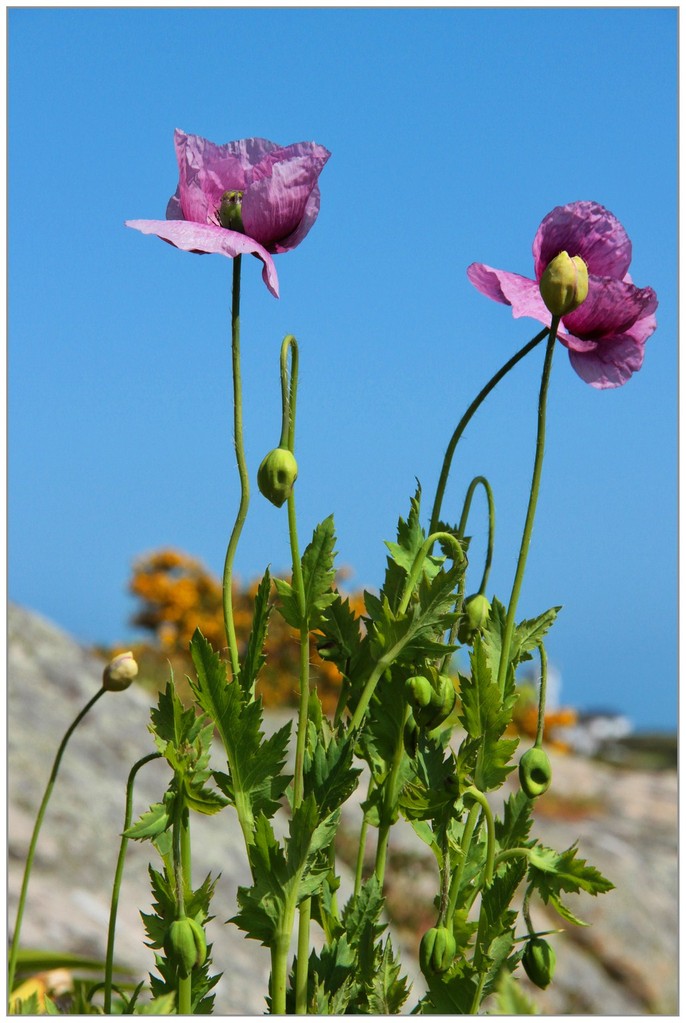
[429,328,548,536]
[104,752,161,1013]
[497,322,559,694]
[8,687,105,1005]
[222,255,249,677]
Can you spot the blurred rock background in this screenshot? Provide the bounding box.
[8,602,677,1014]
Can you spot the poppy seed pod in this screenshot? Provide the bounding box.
[419,926,457,977]
[217,190,245,233]
[457,593,491,645]
[539,251,589,316]
[102,651,138,692]
[519,746,553,799]
[257,447,298,508]
[522,937,556,989]
[164,917,207,979]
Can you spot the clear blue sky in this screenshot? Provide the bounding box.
[9,7,677,730]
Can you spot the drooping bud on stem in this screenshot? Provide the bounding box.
[257,447,298,508]
[539,251,588,316]
[102,651,138,692]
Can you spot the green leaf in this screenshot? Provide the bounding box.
[303,732,360,816]
[511,607,561,664]
[275,516,338,628]
[496,789,534,850]
[491,971,540,1014]
[365,937,410,1014]
[237,568,272,695]
[416,964,479,1014]
[190,631,291,825]
[381,484,428,611]
[548,892,590,927]
[315,593,362,668]
[124,798,172,840]
[528,843,614,901]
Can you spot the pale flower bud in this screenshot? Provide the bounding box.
[539,251,589,316]
[103,651,138,692]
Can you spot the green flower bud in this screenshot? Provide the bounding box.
[413,670,456,731]
[419,926,457,977]
[217,190,245,233]
[405,674,434,709]
[164,917,207,979]
[257,447,298,508]
[539,251,589,316]
[102,651,138,692]
[519,747,552,799]
[457,593,491,645]
[522,937,556,989]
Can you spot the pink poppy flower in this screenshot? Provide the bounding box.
[126,129,331,299]
[467,201,658,388]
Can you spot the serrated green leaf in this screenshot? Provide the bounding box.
[276,517,338,629]
[124,800,172,840]
[189,631,290,826]
[417,964,480,1014]
[529,843,614,900]
[303,732,360,815]
[476,734,519,791]
[365,937,410,1014]
[512,607,561,664]
[492,971,540,1014]
[315,593,362,668]
[237,568,272,695]
[548,892,590,927]
[495,789,535,850]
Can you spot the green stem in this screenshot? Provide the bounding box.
[270,926,292,1015]
[445,801,480,925]
[535,641,548,748]
[8,687,105,1004]
[374,710,409,888]
[104,752,161,1014]
[496,321,559,695]
[173,803,193,1015]
[398,530,466,616]
[457,476,495,596]
[222,254,249,678]
[429,328,549,537]
[295,898,311,1013]
[353,774,375,896]
[462,787,495,887]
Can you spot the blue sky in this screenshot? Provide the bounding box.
[9,7,677,730]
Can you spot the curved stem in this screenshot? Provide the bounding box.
[398,530,466,616]
[445,801,480,925]
[429,328,548,537]
[535,641,548,748]
[222,254,249,678]
[8,687,105,1004]
[463,787,495,887]
[496,321,559,695]
[457,475,495,596]
[104,752,162,1013]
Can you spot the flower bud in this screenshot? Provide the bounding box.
[217,190,244,233]
[411,669,456,731]
[522,937,556,989]
[519,746,552,799]
[102,651,138,692]
[457,593,491,645]
[164,917,207,979]
[539,251,589,316]
[405,674,434,709]
[257,447,298,508]
[419,926,457,977]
